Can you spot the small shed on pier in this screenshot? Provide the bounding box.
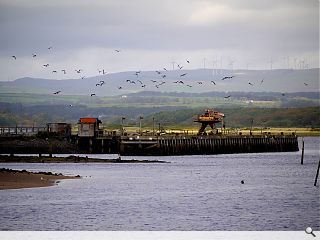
[46,122,71,137]
[78,118,102,137]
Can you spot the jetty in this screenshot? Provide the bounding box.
[78,134,299,156]
[0,113,299,156]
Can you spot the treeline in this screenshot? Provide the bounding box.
[0,102,319,128]
[141,107,320,128]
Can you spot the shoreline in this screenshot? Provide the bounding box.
[0,155,168,163]
[0,168,80,190]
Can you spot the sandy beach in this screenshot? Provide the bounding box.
[0,168,80,190]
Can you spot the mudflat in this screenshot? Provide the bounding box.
[0,168,80,190]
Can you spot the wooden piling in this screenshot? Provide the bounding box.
[301,139,304,165]
[314,160,320,187]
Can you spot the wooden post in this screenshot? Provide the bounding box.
[301,139,304,165]
[314,160,320,187]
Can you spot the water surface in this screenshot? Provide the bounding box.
[0,137,319,230]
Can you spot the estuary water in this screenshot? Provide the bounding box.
[0,137,319,231]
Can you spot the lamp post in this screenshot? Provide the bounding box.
[121,117,125,136]
[139,116,143,135]
[152,117,155,136]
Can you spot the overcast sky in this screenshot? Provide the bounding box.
[0,0,318,80]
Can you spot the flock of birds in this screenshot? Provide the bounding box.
[10,47,310,99]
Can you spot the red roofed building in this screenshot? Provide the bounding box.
[78,118,102,137]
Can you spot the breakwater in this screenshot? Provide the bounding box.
[78,135,299,156]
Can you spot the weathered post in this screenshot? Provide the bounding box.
[301,139,304,165]
[314,160,320,187]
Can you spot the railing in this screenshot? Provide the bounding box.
[0,126,46,135]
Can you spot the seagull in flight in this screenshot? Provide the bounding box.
[187,84,192,87]
[91,93,96,96]
[52,70,57,73]
[180,73,187,77]
[32,54,37,58]
[156,71,161,74]
[304,83,308,86]
[43,64,49,67]
[11,56,16,60]
[75,69,82,73]
[211,81,216,85]
[163,68,168,71]
[248,82,254,86]
[177,64,183,69]
[53,91,61,95]
[224,95,231,98]
[162,75,166,78]
[186,59,190,64]
[260,78,264,84]
[48,46,53,50]
[115,49,121,53]
[221,76,234,80]
[150,80,157,83]
[96,83,101,86]
[197,81,203,85]
[61,70,66,74]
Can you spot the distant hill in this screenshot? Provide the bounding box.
[0,68,318,96]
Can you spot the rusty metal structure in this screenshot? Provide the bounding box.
[194,109,225,135]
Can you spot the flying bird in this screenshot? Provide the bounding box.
[177,64,183,69]
[248,82,254,86]
[221,76,234,80]
[304,83,308,86]
[61,70,66,74]
[224,95,231,98]
[102,70,107,75]
[100,80,105,85]
[81,76,85,79]
[211,81,216,85]
[48,46,53,50]
[32,54,37,58]
[96,83,101,86]
[43,64,49,67]
[115,49,121,53]
[156,71,161,74]
[137,80,143,84]
[197,81,203,85]
[180,73,187,77]
[11,56,16,60]
[53,91,61,95]
[118,86,122,89]
[75,69,82,73]
[187,85,192,87]
[150,80,157,83]
[163,68,168,71]
[52,70,57,73]
[186,59,190,64]
[260,79,264,84]
[162,75,166,78]
[141,84,146,88]
[91,93,96,96]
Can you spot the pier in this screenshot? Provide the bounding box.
[77,134,299,156]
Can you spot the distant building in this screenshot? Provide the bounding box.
[78,118,102,137]
[46,123,71,137]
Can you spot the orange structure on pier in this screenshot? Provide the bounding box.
[194,109,224,135]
